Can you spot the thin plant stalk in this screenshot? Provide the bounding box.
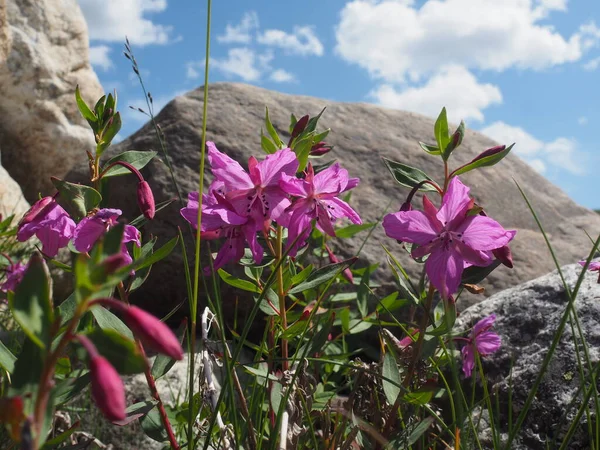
[276,225,289,371]
[189,0,212,448]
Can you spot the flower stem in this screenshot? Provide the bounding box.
[276,225,289,371]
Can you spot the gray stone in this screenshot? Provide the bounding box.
[68,83,600,319]
[0,0,103,201]
[0,162,28,223]
[457,261,600,449]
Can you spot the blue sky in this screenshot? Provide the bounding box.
[79,0,600,209]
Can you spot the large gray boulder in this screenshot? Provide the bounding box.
[68,83,600,318]
[0,0,103,201]
[457,262,600,449]
[0,162,28,223]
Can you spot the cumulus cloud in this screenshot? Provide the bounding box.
[258,26,324,56]
[370,65,502,123]
[217,11,259,44]
[89,45,113,71]
[79,0,174,46]
[335,0,599,83]
[480,121,585,175]
[269,69,296,83]
[583,56,600,71]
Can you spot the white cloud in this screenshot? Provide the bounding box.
[89,45,113,71]
[258,26,324,56]
[187,48,274,82]
[335,0,598,83]
[269,69,296,83]
[79,0,174,46]
[578,116,588,125]
[583,56,600,71]
[125,89,187,123]
[370,65,502,123]
[217,12,259,44]
[480,121,585,175]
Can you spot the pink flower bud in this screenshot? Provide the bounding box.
[309,142,332,156]
[137,180,155,220]
[326,245,354,284]
[90,356,126,421]
[290,115,309,141]
[101,253,130,274]
[124,306,184,360]
[471,145,505,163]
[18,196,54,228]
[492,245,513,269]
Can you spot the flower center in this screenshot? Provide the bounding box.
[245,189,270,217]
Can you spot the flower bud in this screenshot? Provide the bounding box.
[325,245,353,284]
[492,245,513,268]
[100,253,130,274]
[90,356,126,421]
[290,115,309,141]
[137,180,155,220]
[18,196,53,228]
[124,306,184,360]
[471,145,506,164]
[309,142,332,156]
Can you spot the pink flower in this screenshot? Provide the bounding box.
[578,260,600,271]
[382,176,516,299]
[461,314,501,378]
[207,142,298,224]
[180,187,263,271]
[0,261,26,293]
[73,209,141,265]
[17,197,76,258]
[137,180,155,220]
[279,163,361,256]
[123,306,184,360]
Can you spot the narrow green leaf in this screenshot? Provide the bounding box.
[102,150,158,178]
[75,85,96,123]
[91,305,133,340]
[442,120,465,160]
[85,328,145,375]
[113,400,157,427]
[218,268,260,293]
[140,406,168,442]
[452,143,514,176]
[133,236,179,271]
[382,350,401,404]
[51,177,102,220]
[9,254,53,348]
[382,158,438,192]
[434,107,451,159]
[290,264,313,286]
[335,223,375,239]
[260,131,278,154]
[265,107,283,147]
[418,141,441,155]
[288,259,355,294]
[9,336,44,397]
[293,135,314,172]
[97,112,121,155]
[461,259,502,285]
[152,320,187,379]
[0,339,16,373]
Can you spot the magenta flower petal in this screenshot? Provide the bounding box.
[73,217,107,253]
[475,331,502,355]
[124,306,184,360]
[579,260,600,271]
[313,163,345,195]
[0,262,27,293]
[207,142,253,190]
[383,210,439,245]
[425,249,462,301]
[256,148,299,187]
[461,344,475,378]
[123,225,141,246]
[458,216,515,251]
[279,174,309,197]
[328,197,362,225]
[437,177,472,227]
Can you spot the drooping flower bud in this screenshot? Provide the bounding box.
[123,306,184,360]
[309,141,333,157]
[325,245,353,284]
[492,244,513,268]
[100,253,131,274]
[18,196,54,228]
[137,180,156,220]
[90,356,126,421]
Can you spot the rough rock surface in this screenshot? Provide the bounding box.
[457,262,600,449]
[0,162,29,222]
[0,0,103,200]
[68,83,600,319]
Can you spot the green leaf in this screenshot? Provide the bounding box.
[102,150,158,178]
[383,245,420,304]
[289,113,298,134]
[357,266,371,318]
[293,135,314,172]
[91,305,133,340]
[254,288,279,316]
[426,302,456,336]
[290,264,313,286]
[51,177,102,220]
[305,312,335,356]
[97,112,122,155]
[94,95,106,120]
[9,254,54,348]
[85,328,145,375]
[75,85,96,123]
[260,131,278,154]
[113,400,157,427]
[151,319,187,379]
[244,365,280,382]
[442,120,465,160]
[265,107,283,148]
[382,158,438,192]
[434,107,451,159]
[452,143,514,176]
[9,336,44,398]
[335,223,375,239]
[340,307,351,334]
[218,269,260,293]
[382,350,401,405]
[0,339,16,373]
[418,141,441,155]
[129,198,176,229]
[54,372,91,406]
[288,259,355,294]
[133,236,179,271]
[140,406,168,442]
[270,379,283,417]
[461,259,502,285]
